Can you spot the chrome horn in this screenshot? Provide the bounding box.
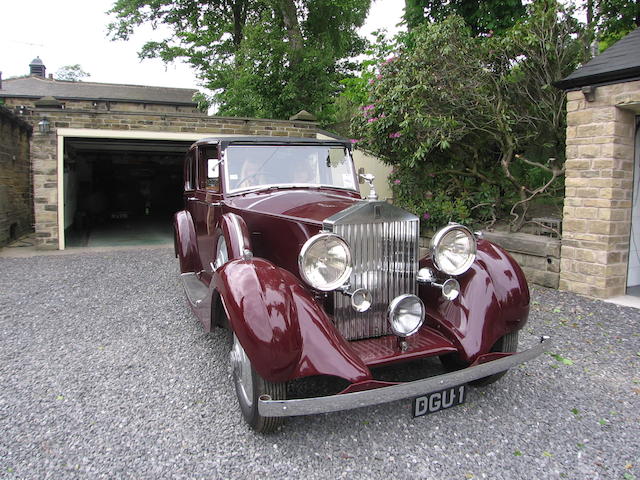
[417,268,460,301]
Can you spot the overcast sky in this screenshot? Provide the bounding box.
[0,0,405,91]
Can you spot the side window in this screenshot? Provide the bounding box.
[185,150,196,191]
[199,146,220,191]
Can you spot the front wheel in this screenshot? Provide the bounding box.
[230,334,286,433]
[439,331,519,386]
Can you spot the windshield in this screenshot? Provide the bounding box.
[225,144,357,193]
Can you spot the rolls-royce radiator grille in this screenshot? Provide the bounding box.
[331,216,419,341]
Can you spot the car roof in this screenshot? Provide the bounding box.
[190,136,352,150]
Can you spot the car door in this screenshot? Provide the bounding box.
[184,146,200,237]
[195,144,223,279]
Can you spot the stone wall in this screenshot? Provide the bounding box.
[561,80,639,298]
[2,97,199,114]
[482,231,561,288]
[16,107,318,249]
[0,106,33,246]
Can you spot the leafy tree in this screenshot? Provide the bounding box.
[108,0,371,123]
[589,0,640,50]
[352,1,586,231]
[403,0,526,35]
[55,64,91,82]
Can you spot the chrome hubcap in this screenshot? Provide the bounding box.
[230,334,254,408]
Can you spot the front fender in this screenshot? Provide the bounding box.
[220,212,252,259]
[420,239,530,363]
[215,258,371,384]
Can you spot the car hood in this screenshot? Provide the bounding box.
[225,189,362,224]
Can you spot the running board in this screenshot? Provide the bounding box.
[180,272,209,307]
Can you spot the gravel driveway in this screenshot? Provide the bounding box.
[1,248,638,480]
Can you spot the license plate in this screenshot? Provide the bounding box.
[413,385,466,417]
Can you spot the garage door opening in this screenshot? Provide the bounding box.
[63,137,191,248]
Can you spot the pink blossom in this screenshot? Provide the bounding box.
[383,56,397,65]
[389,132,402,138]
[367,117,378,123]
[379,113,386,118]
[349,139,359,144]
[423,213,431,220]
[429,173,436,177]
[363,104,375,111]
[369,78,375,85]
[394,179,401,185]
[376,74,383,80]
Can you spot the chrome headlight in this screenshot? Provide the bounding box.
[299,233,352,291]
[388,294,425,337]
[430,224,477,276]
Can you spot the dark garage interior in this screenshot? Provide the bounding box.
[63,138,192,248]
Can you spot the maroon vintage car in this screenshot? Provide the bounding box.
[174,136,550,432]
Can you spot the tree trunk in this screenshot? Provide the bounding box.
[276,0,304,53]
[229,0,249,48]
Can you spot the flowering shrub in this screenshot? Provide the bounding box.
[350,3,586,232]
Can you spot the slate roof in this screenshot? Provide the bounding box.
[555,28,640,90]
[0,75,198,106]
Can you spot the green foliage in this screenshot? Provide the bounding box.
[55,64,91,82]
[575,0,638,52]
[548,352,574,365]
[330,31,400,135]
[192,92,211,113]
[108,0,371,124]
[352,1,586,231]
[404,0,527,35]
[594,0,640,50]
[389,164,473,230]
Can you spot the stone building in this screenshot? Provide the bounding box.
[555,29,640,298]
[0,58,320,249]
[0,106,33,247]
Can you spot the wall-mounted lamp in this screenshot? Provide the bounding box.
[581,85,596,102]
[38,117,50,134]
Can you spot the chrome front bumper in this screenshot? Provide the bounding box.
[258,336,552,417]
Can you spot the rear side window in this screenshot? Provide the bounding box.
[198,146,220,191]
[185,150,196,191]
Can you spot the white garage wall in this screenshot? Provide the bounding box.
[628,122,640,288]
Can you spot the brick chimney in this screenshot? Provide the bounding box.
[29,57,46,78]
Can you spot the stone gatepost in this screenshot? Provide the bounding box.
[561,80,639,298]
[31,128,59,249]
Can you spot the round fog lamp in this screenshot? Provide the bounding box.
[441,278,460,301]
[351,288,372,312]
[388,294,425,337]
